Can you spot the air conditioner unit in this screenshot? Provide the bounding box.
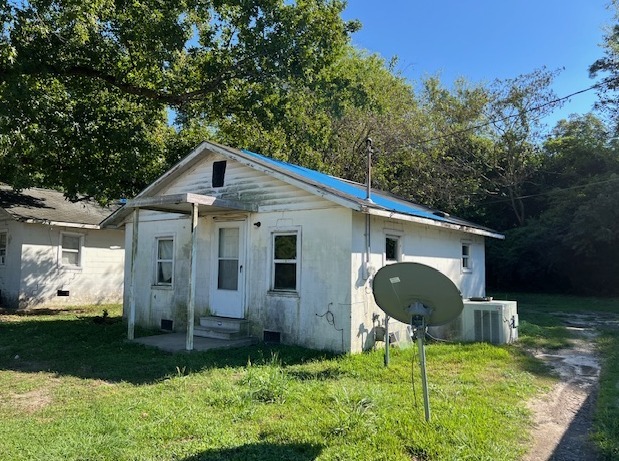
[460,300,518,344]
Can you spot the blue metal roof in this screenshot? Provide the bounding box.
[240,149,500,236]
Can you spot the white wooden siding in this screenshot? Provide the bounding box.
[161,153,334,212]
[0,219,23,307]
[5,223,125,308]
[348,213,486,352]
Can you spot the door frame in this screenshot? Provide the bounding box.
[210,217,248,318]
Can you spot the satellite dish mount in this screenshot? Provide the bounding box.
[372,263,464,422]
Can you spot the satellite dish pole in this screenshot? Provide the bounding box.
[384,315,390,367]
[409,302,432,422]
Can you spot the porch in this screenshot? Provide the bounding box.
[133,332,257,353]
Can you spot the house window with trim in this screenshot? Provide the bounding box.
[272,233,299,291]
[461,242,472,273]
[385,235,401,263]
[0,231,6,265]
[155,237,174,285]
[61,233,83,267]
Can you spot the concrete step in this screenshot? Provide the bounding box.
[194,324,249,340]
[199,316,249,334]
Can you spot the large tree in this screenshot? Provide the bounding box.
[0,0,357,203]
[590,0,619,127]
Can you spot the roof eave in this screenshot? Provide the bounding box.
[17,218,101,230]
[365,208,505,239]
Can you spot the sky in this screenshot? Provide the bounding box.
[342,0,615,130]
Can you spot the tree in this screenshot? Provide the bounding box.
[590,0,619,126]
[0,0,357,202]
[487,114,619,295]
[480,69,561,227]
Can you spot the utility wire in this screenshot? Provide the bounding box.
[481,175,619,205]
[407,81,607,148]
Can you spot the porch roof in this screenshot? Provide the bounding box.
[123,193,257,215]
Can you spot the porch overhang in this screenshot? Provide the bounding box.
[124,193,258,215]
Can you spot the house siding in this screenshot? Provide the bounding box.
[349,212,486,352]
[13,223,124,308]
[160,153,333,212]
[0,221,124,308]
[246,207,353,351]
[0,219,23,307]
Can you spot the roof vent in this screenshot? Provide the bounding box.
[433,211,450,218]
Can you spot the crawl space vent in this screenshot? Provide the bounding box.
[263,330,281,344]
[160,319,174,331]
[57,290,70,297]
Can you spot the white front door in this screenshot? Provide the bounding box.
[211,220,246,318]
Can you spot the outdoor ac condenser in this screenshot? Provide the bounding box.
[460,300,518,344]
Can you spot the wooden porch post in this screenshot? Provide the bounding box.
[186,202,198,351]
[128,208,139,340]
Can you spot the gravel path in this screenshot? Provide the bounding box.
[523,312,619,461]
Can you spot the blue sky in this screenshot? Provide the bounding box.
[342,1,615,130]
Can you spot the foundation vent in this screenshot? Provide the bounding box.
[160,319,174,331]
[57,290,70,297]
[263,330,281,344]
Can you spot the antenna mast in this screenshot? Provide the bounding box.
[365,138,373,202]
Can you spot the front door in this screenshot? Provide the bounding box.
[211,220,246,318]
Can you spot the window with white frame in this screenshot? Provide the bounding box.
[461,242,472,273]
[0,231,6,265]
[272,232,299,291]
[155,237,174,285]
[61,233,83,267]
[385,235,401,263]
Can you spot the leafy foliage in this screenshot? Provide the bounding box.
[0,0,357,202]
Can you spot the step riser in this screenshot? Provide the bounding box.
[194,327,247,340]
[199,316,249,333]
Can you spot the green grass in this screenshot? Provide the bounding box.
[0,303,552,460]
[3,295,617,460]
[592,330,619,460]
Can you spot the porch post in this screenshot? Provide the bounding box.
[186,202,198,351]
[128,208,139,340]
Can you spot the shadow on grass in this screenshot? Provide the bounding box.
[182,442,322,461]
[0,315,335,385]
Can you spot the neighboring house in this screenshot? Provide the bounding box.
[0,185,125,308]
[102,141,504,353]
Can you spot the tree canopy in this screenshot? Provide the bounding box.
[0,0,357,202]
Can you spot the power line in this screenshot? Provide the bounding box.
[482,175,619,205]
[408,81,606,147]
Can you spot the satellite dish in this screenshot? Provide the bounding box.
[371,262,464,422]
[372,262,463,326]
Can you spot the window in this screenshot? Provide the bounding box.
[385,236,400,262]
[272,233,298,291]
[0,231,6,265]
[217,227,239,290]
[212,160,227,187]
[462,243,471,273]
[61,233,82,267]
[155,237,174,285]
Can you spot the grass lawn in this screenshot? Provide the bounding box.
[0,297,610,461]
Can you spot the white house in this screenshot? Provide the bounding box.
[0,185,125,309]
[102,141,504,353]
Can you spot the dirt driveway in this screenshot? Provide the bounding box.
[523,312,619,461]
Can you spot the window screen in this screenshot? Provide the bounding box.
[61,234,81,266]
